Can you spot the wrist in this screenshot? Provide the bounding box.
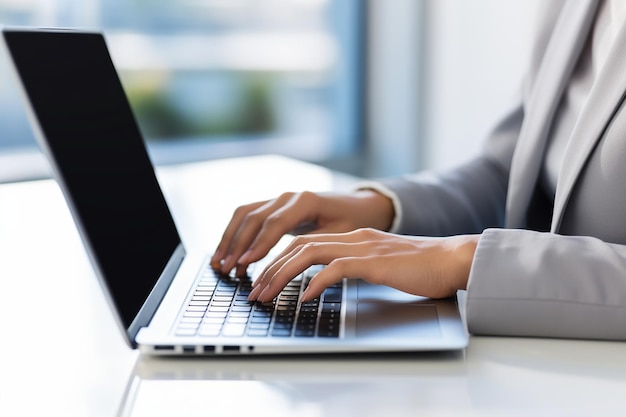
[354,189,395,231]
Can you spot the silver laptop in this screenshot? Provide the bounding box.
[2,27,468,355]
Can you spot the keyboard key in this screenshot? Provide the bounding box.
[295,329,315,337]
[211,301,232,308]
[318,322,340,337]
[248,322,270,330]
[186,306,207,312]
[227,317,249,324]
[295,323,315,332]
[213,295,234,302]
[271,329,292,337]
[322,288,343,302]
[251,308,272,316]
[180,317,202,324]
[251,316,271,323]
[297,312,316,320]
[215,290,236,297]
[183,311,204,318]
[189,300,210,306]
[175,328,198,336]
[321,303,341,313]
[205,311,227,318]
[255,303,275,311]
[222,324,246,337]
[204,317,225,324]
[231,305,252,312]
[229,311,251,318]
[198,325,221,337]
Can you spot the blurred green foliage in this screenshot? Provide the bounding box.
[125,72,276,141]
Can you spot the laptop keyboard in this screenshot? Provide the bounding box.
[175,264,343,338]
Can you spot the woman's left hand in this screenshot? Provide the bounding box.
[248,228,479,303]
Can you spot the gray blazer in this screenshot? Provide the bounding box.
[376,0,626,340]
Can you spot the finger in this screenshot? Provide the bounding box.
[211,201,266,268]
[250,232,358,289]
[302,256,375,301]
[253,241,369,302]
[238,192,322,267]
[248,248,298,299]
[220,194,294,273]
[265,229,369,264]
[251,228,395,300]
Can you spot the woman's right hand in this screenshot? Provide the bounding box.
[210,189,395,277]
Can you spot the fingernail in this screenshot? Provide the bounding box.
[257,287,271,303]
[221,255,233,272]
[210,255,219,268]
[248,285,262,301]
[238,250,252,266]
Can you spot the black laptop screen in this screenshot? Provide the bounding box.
[4,29,181,329]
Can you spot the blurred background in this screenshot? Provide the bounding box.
[0,0,541,183]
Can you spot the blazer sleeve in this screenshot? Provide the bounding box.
[467,228,626,340]
[363,97,522,237]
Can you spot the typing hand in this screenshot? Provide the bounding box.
[210,190,394,277]
[247,228,478,303]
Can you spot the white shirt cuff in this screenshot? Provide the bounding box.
[354,180,403,234]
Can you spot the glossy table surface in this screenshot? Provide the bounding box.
[1,155,625,417]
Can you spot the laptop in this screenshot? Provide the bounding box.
[1,27,468,355]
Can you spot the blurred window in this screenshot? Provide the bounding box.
[0,0,364,178]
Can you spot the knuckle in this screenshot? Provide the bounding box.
[241,211,263,227]
[294,190,317,206]
[233,205,250,219]
[265,212,285,226]
[299,190,316,201]
[301,241,319,253]
[233,204,263,223]
[352,227,376,238]
[291,235,309,247]
[326,258,348,272]
[363,227,378,235]
[278,191,296,202]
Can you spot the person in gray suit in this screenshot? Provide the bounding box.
[212,0,626,341]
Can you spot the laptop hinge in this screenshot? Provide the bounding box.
[127,243,186,347]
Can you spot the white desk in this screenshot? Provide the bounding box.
[1,155,625,417]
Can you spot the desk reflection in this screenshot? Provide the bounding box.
[119,351,467,417]
[118,336,626,417]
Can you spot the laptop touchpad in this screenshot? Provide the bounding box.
[356,301,441,338]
